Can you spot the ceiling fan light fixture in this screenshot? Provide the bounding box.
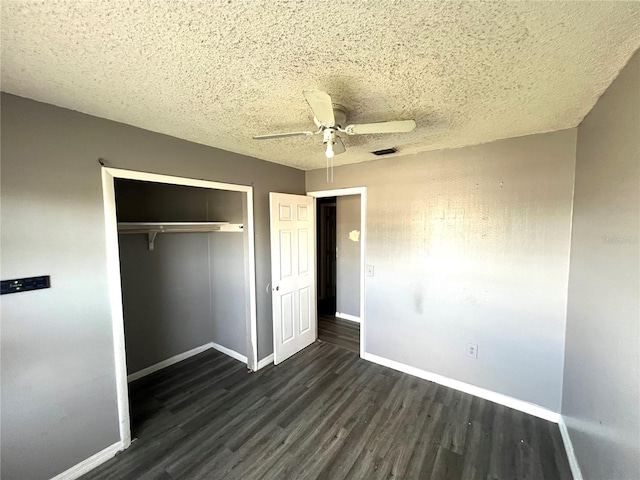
[325,141,335,159]
[323,127,336,159]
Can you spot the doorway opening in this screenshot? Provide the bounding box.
[102,167,257,450]
[316,197,337,316]
[309,188,366,358]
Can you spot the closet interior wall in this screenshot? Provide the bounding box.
[115,179,246,375]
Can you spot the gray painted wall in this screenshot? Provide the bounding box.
[307,129,577,411]
[118,233,212,373]
[115,180,247,374]
[563,51,640,479]
[206,189,247,356]
[0,93,304,480]
[209,232,247,355]
[115,179,209,222]
[336,195,361,318]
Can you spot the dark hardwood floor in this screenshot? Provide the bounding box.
[318,314,360,353]
[83,343,572,480]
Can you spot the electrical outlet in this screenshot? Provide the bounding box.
[466,343,478,359]
[366,265,374,277]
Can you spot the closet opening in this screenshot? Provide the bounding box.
[101,168,257,449]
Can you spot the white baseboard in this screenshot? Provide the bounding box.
[558,416,583,480]
[335,312,361,324]
[128,343,214,382]
[210,342,247,364]
[51,441,124,480]
[256,353,274,370]
[362,352,560,423]
[128,342,247,382]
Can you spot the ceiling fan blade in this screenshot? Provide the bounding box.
[333,136,346,155]
[345,119,416,135]
[253,131,315,140]
[303,89,335,126]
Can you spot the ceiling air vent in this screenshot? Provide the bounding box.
[371,147,398,156]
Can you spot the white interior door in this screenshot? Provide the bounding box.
[269,192,317,364]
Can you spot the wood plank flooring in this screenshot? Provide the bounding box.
[82,343,572,480]
[318,314,360,353]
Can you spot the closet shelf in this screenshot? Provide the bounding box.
[118,222,244,250]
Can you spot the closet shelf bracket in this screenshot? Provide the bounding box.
[148,232,158,251]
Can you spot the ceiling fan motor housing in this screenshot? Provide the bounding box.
[323,128,336,145]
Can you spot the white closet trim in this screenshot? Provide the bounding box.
[101,167,259,458]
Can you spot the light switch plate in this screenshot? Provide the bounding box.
[366,265,374,277]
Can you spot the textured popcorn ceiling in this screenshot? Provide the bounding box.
[2,1,639,170]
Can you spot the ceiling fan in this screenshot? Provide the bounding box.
[253,89,416,180]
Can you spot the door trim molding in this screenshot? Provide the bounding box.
[308,187,367,358]
[101,167,259,454]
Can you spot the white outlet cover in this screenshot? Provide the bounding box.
[467,343,478,359]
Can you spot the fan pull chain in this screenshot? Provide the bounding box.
[326,155,329,182]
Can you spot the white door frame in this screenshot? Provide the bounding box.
[307,187,366,358]
[101,167,258,448]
